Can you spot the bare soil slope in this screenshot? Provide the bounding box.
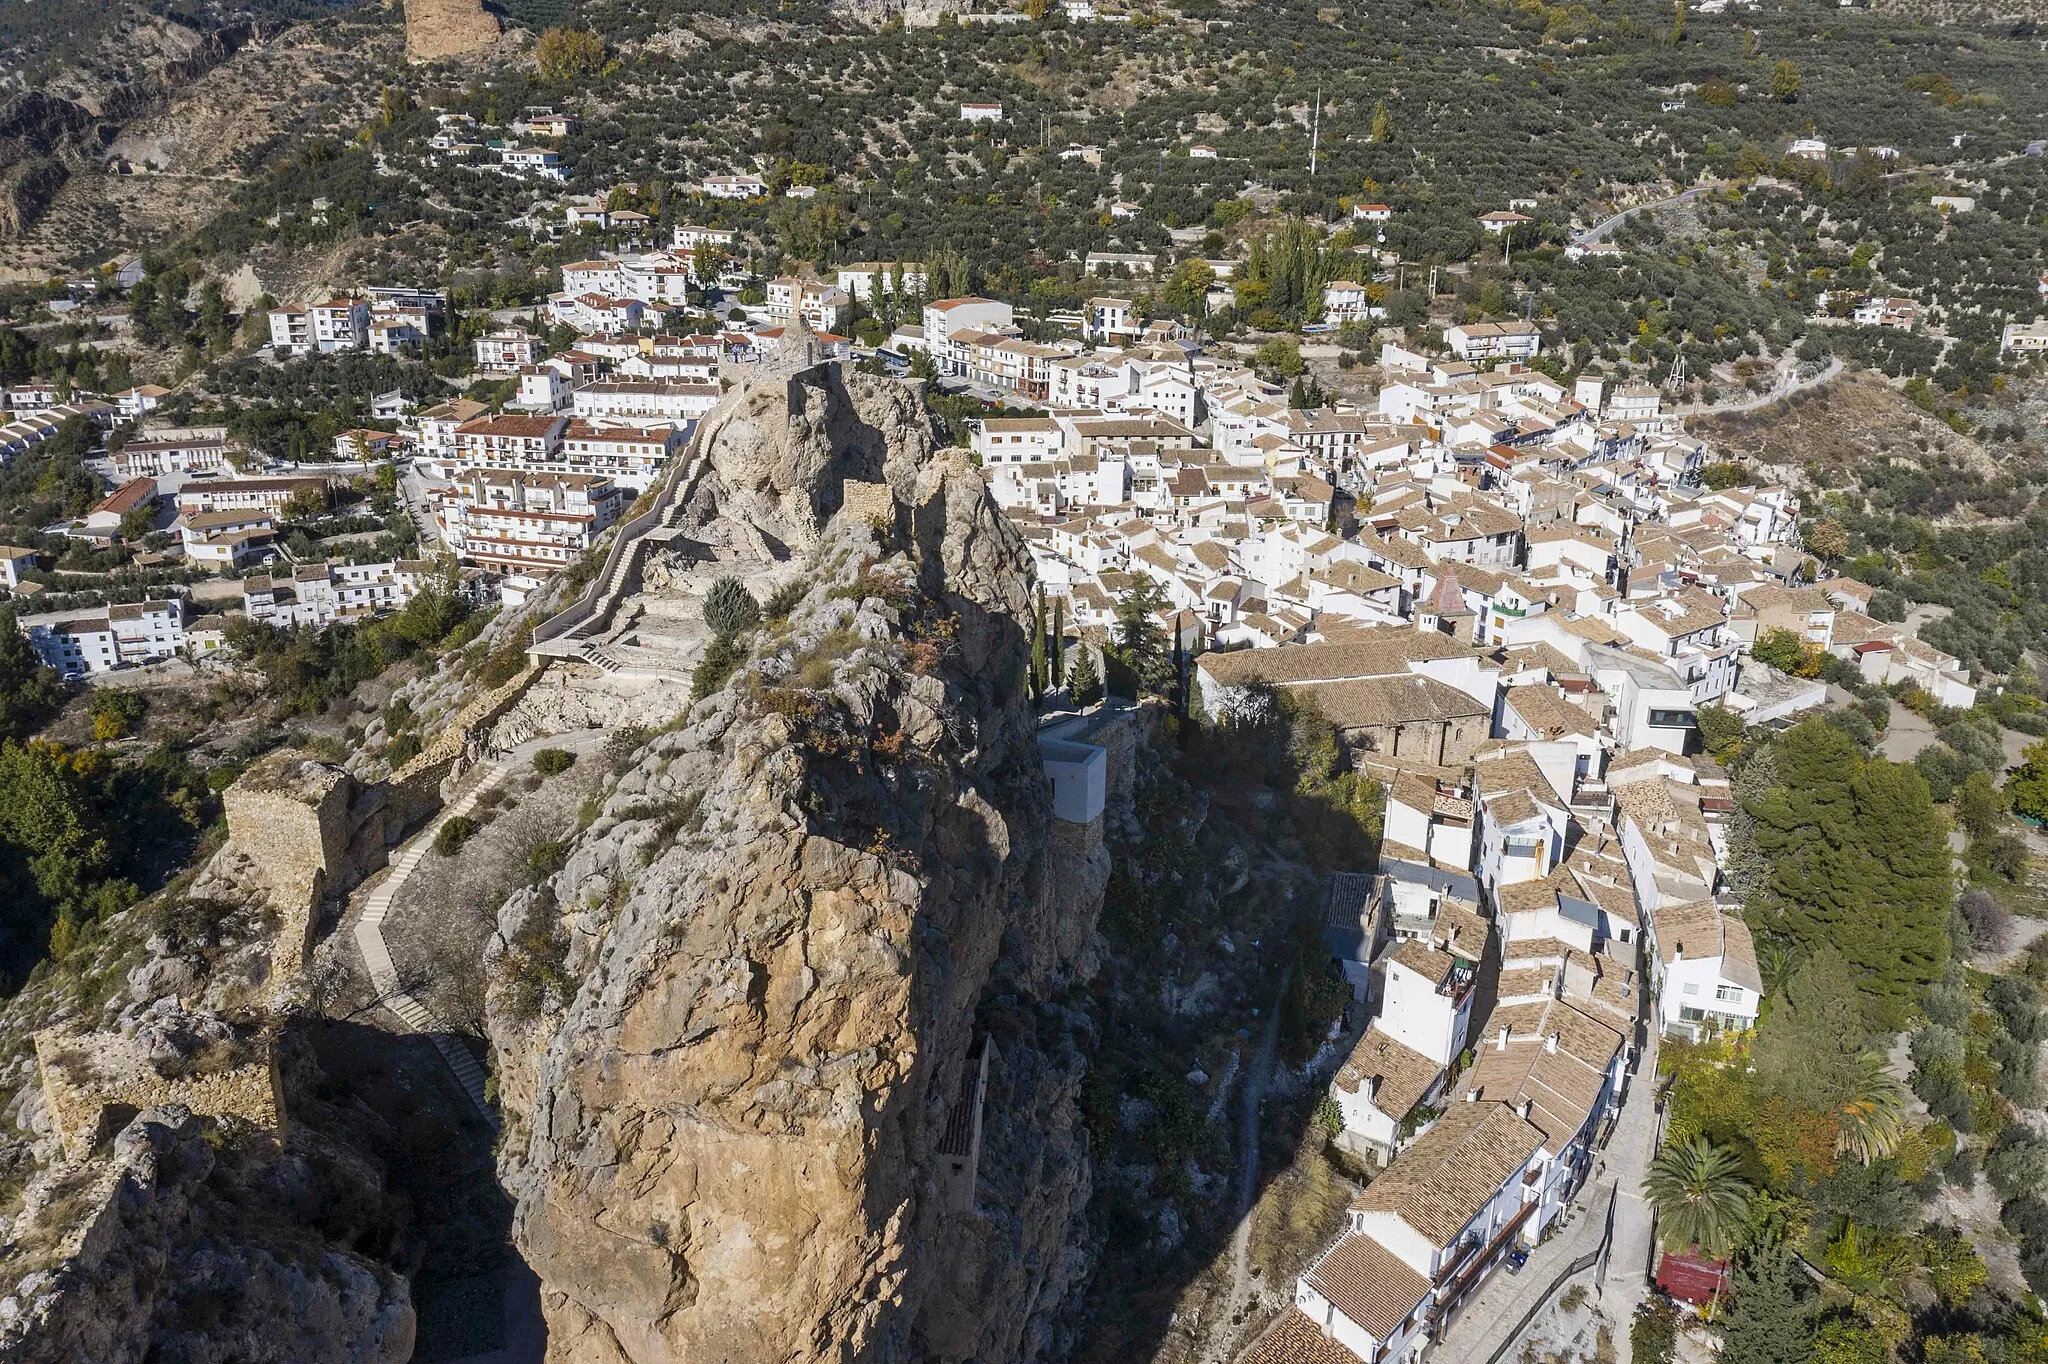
[0,21,397,276]
[1688,366,1993,486]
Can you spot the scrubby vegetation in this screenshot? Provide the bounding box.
[0,739,215,984]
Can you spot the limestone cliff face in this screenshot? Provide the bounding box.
[3,1109,414,1364]
[483,366,1102,1363]
[404,0,501,60]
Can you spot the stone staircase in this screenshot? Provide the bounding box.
[352,761,510,1127]
[578,642,624,673]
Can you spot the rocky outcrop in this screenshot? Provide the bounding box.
[0,858,417,1364]
[404,0,502,60]
[482,364,1103,1363]
[1,1108,414,1364]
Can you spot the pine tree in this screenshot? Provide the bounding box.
[1369,100,1392,142]
[1716,1240,1815,1364]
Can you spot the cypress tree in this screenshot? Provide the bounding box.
[1050,596,1065,688]
[1070,648,1102,707]
[1850,759,1951,1015]
[1750,720,1864,956]
[1724,742,1778,907]
[1029,587,1046,701]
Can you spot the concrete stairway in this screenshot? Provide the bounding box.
[352,762,511,1127]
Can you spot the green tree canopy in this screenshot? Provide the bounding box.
[1746,719,1950,1020]
[0,610,67,741]
[1716,1239,1816,1364]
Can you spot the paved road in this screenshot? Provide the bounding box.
[1598,1028,1665,1362]
[1574,182,1725,246]
[1428,1028,1662,1364]
[400,466,446,549]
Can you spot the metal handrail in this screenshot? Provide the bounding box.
[529,420,705,648]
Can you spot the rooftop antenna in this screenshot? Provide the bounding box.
[1309,82,1322,177]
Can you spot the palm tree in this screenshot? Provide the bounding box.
[1832,1052,1908,1166]
[1755,939,1795,995]
[1645,1136,1753,1259]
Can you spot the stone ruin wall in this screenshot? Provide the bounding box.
[33,1031,285,1163]
[220,763,352,978]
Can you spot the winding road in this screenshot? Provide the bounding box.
[1572,180,1727,246]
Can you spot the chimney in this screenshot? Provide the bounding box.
[1496,1025,1510,1051]
[1545,1033,1559,1053]
[1516,1098,1533,1121]
[1464,1089,1478,1103]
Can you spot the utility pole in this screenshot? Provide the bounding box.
[1309,82,1322,178]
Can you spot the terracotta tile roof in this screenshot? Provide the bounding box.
[1433,898,1491,958]
[1315,561,1402,595]
[1197,626,1477,687]
[1649,901,1762,992]
[1303,1235,1433,1344]
[1350,1100,1546,1248]
[1391,939,1459,987]
[1504,682,1598,739]
[1504,936,1574,961]
[456,414,567,439]
[1499,642,1584,677]
[1298,675,1492,731]
[1473,747,1566,806]
[1496,966,1560,1001]
[1241,1307,1377,1364]
[1332,1025,1443,1121]
[1484,790,1543,829]
[91,478,158,516]
[1460,998,1625,1154]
